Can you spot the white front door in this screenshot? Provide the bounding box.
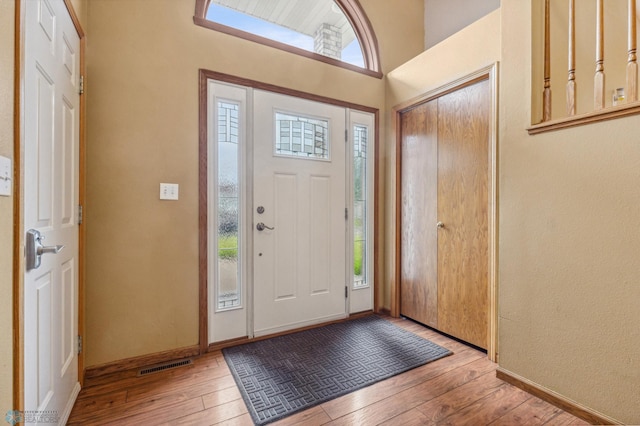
[23,0,81,422]
[252,90,347,335]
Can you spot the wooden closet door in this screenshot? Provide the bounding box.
[400,100,438,328]
[437,78,490,349]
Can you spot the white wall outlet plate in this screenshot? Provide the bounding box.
[0,155,12,197]
[159,183,179,200]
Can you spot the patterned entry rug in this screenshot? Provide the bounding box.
[222,315,452,425]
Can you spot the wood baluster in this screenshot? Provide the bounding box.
[543,0,552,121]
[595,0,605,110]
[567,0,577,116]
[628,0,638,102]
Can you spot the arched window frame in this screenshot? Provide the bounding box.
[193,0,382,78]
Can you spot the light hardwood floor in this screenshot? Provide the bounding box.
[68,316,589,425]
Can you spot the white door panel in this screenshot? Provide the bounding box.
[24,0,81,422]
[253,90,347,335]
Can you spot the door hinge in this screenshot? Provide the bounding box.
[345,286,348,298]
[77,335,82,355]
[345,208,348,220]
[79,75,85,95]
[78,205,83,225]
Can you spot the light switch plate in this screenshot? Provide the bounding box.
[160,183,179,200]
[0,156,11,197]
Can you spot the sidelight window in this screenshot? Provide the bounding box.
[353,124,368,287]
[216,101,241,310]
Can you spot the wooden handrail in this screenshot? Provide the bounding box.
[567,0,576,116]
[594,0,605,110]
[628,0,638,103]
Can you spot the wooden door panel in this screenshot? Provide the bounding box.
[437,79,490,349]
[400,101,438,328]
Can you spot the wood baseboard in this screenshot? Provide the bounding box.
[377,307,391,316]
[496,368,620,425]
[84,345,200,380]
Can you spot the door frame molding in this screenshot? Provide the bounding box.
[392,63,499,361]
[198,69,380,353]
[13,0,86,410]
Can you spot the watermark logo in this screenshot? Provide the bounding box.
[5,410,59,424]
[4,411,22,426]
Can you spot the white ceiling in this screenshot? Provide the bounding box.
[212,0,356,45]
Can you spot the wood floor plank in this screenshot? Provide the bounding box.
[377,408,433,426]
[69,389,127,414]
[160,399,248,426]
[108,397,207,425]
[69,316,586,426]
[416,369,506,423]
[544,411,592,425]
[69,387,206,424]
[272,406,332,425]
[489,396,564,425]
[213,413,254,426]
[321,347,484,420]
[126,373,236,403]
[326,358,496,425]
[202,387,243,409]
[433,382,532,425]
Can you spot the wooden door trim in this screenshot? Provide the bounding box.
[13,0,86,407]
[392,63,500,361]
[13,0,24,412]
[62,0,86,387]
[198,69,381,351]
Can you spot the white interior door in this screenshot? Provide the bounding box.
[24,0,81,422]
[253,90,347,335]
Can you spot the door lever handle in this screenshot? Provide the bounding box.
[26,229,64,271]
[256,222,275,231]
[37,244,64,255]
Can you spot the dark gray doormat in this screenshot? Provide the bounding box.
[222,315,452,425]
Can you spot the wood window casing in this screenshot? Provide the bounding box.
[193,0,383,79]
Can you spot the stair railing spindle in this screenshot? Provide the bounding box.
[628,0,638,102]
[595,0,605,110]
[567,0,577,115]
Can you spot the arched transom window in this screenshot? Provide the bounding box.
[194,0,382,78]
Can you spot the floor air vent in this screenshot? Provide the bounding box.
[137,358,193,376]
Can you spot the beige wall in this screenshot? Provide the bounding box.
[424,0,500,49]
[384,10,502,310]
[499,2,639,424]
[84,0,424,367]
[0,0,14,413]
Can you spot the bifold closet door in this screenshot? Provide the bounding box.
[437,79,490,349]
[400,100,439,328]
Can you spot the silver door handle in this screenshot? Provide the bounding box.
[26,229,64,271]
[38,244,64,255]
[256,222,275,231]
[436,221,445,229]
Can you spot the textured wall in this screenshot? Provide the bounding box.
[499,2,640,423]
[84,0,424,367]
